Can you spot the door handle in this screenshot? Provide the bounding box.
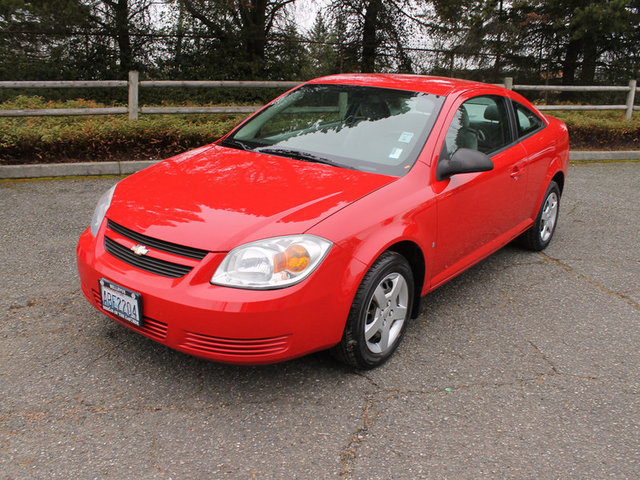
[510,165,523,179]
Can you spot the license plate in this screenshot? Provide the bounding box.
[99,278,143,326]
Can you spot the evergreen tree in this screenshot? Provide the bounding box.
[0,0,94,79]
[302,13,338,78]
[267,19,309,80]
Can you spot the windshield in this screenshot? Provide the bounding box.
[223,84,444,176]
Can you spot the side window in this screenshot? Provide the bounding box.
[514,102,544,138]
[443,95,513,158]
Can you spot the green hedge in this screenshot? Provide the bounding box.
[0,97,638,165]
[548,111,640,150]
[0,96,247,164]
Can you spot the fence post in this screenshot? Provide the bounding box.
[625,79,636,121]
[503,77,513,90]
[128,70,139,121]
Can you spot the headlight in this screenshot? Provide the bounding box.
[211,235,332,289]
[90,184,116,236]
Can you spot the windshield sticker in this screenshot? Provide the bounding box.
[389,148,403,159]
[398,132,414,143]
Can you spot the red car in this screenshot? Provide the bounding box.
[77,74,569,369]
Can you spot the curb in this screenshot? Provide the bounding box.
[569,151,640,161]
[1,152,638,179]
[0,160,159,179]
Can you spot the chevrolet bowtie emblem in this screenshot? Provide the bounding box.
[131,244,149,256]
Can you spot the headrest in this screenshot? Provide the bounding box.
[459,106,470,127]
[359,97,390,120]
[484,104,500,121]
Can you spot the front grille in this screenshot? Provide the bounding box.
[92,289,168,341]
[107,220,208,260]
[181,332,291,357]
[104,236,193,278]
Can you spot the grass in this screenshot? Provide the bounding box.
[0,96,638,164]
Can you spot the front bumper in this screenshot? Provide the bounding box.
[76,225,363,365]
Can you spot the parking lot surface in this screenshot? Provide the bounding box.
[1,162,639,479]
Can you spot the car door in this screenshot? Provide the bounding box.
[510,100,552,216]
[430,92,530,287]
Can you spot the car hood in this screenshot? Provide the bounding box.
[106,145,396,251]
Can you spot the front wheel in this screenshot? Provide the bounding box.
[518,181,561,251]
[331,251,414,369]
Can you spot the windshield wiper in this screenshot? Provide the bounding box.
[219,138,253,151]
[256,146,340,167]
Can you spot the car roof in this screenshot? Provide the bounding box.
[306,73,495,97]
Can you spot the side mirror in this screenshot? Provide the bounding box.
[436,148,494,181]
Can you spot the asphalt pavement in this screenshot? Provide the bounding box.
[1,162,639,479]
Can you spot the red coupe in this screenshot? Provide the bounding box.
[77,74,569,368]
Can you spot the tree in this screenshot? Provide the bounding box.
[301,13,339,78]
[2,0,638,84]
[87,0,154,75]
[328,0,415,73]
[0,0,94,79]
[179,0,298,78]
[424,0,640,83]
[569,0,636,83]
[511,0,640,84]
[426,0,518,81]
[267,19,309,79]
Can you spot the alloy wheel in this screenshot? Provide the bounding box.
[364,272,409,354]
[539,191,558,242]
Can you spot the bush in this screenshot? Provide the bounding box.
[549,111,640,150]
[0,96,248,164]
[0,98,638,164]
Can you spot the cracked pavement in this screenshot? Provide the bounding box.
[1,163,639,479]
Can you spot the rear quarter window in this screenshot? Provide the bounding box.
[514,102,544,138]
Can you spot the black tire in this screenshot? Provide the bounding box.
[518,181,561,251]
[331,251,414,369]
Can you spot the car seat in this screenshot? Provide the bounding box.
[455,106,478,151]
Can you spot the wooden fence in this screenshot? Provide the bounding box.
[0,72,637,120]
[503,77,638,120]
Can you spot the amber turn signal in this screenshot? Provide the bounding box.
[274,244,310,273]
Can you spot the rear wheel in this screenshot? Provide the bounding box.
[518,181,560,251]
[331,251,414,369]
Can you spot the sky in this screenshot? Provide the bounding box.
[152,0,330,36]
[290,0,330,32]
